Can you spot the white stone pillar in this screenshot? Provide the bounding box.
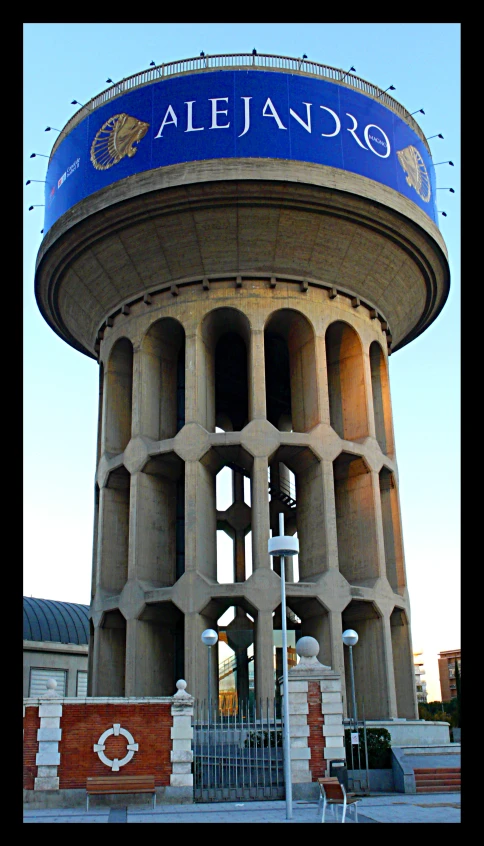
[34,679,62,791]
[282,637,346,796]
[170,680,194,790]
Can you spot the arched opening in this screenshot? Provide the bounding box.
[264,309,319,433]
[390,608,417,718]
[270,446,326,582]
[96,610,126,696]
[370,342,394,455]
[333,453,378,584]
[203,445,253,584]
[140,318,185,440]
[379,468,405,593]
[325,322,368,441]
[99,466,130,593]
[201,308,250,432]
[136,453,185,585]
[342,601,388,719]
[133,602,184,696]
[103,338,133,454]
[218,605,256,712]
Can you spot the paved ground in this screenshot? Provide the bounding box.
[23,793,461,823]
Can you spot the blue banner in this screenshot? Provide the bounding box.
[44,70,437,232]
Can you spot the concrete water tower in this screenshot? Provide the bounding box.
[35,54,449,718]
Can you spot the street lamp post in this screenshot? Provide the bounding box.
[268,513,299,821]
[342,629,359,731]
[201,628,218,724]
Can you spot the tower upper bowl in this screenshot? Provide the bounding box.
[35,54,449,357]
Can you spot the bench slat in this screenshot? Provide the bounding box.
[87,775,155,794]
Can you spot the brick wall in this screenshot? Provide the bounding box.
[57,703,172,788]
[23,707,41,789]
[307,680,326,780]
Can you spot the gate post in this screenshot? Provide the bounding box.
[281,636,346,800]
[169,679,194,803]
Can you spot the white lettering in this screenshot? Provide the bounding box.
[154,105,178,138]
[289,103,312,133]
[209,97,230,129]
[238,97,252,137]
[262,97,287,129]
[320,106,341,137]
[185,101,204,132]
[346,113,368,149]
[364,124,391,158]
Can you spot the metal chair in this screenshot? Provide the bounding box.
[318,777,360,823]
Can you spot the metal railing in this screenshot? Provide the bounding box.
[50,52,428,160]
[193,697,284,801]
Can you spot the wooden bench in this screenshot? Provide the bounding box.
[86,775,156,811]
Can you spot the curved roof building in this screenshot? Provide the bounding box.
[23,597,89,645]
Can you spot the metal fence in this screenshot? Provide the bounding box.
[193,698,284,802]
[50,52,428,160]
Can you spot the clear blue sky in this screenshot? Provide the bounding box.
[23,24,460,701]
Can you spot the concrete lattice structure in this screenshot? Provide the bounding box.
[35,55,450,721]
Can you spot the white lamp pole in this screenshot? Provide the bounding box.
[342,629,359,731]
[201,629,218,724]
[268,513,299,821]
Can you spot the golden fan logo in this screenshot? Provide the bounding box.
[397,145,431,202]
[90,113,150,171]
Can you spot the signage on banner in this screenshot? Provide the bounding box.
[44,70,437,233]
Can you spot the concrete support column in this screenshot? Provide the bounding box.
[315,333,331,426]
[362,345,377,439]
[322,459,339,571]
[130,346,143,438]
[91,625,102,696]
[251,456,271,571]
[234,530,246,582]
[371,469,388,580]
[184,612,217,702]
[249,329,266,420]
[382,612,399,718]
[184,460,216,578]
[184,332,204,427]
[328,611,346,705]
[254,610,274,704]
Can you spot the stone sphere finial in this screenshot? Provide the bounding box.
[41,677,60,698]
[173,678,191,699]
[296,636,320,659]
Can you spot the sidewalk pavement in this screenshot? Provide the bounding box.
[24,793,461,824]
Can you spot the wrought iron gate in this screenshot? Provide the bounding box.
[193,699,284,802]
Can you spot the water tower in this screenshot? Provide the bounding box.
[35,54,449,718]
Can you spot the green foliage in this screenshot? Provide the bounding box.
[344,727,392,769]
[418,700,459,728]
[244,729,283,748]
